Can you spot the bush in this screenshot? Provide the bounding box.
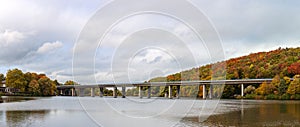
[280,94,290,100]
[244,94,256,99]
[265,94,279,100]
[295,94,300,100]
[235,95,242,99]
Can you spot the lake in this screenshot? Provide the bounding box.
[0,96,299,127]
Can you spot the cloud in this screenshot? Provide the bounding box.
[1,0,300,84]
[37,41,63,54]
[0,29,26,45]
[191,0,300,59]
[0,29,39,64]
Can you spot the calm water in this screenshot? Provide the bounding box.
[0,96,299,127]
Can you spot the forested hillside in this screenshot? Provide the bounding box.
[143,47,300,99]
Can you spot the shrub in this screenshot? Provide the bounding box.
[295,94,300,100]
[244,94,256,99]
[280,94,290,100]
[265,94,279,100]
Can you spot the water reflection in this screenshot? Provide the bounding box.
[2,110,48,127]
[0,97,299,127]
[0,96,36,103]
[183,100,300,126]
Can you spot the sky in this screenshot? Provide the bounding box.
[0,0,300,84]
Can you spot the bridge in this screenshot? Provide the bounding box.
[57,79,275,99]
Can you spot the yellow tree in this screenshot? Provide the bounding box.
[28,80,40,95]
[6,69,28,92]
[287,75,300,95]
[38,77,56,96]
[255,81,276,96]
[64,80,79,85]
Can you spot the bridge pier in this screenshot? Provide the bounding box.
[122,86,126,98]
[209,85,213,99]
[176,85,180,99]
[113,86,117,98]
[241,84,244,97]
[138,86,142,98]
[169,85,173,99]
[91,88,95,97]
[99,87,104,97]
[202,85,206,99]
[60,90,63,95]
[147,86,151,98]
[71,88,75,96]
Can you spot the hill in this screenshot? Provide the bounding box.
[147,47,300,99]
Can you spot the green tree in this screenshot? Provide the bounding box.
[0,73,5,81]
[276,76,290,95]
[6,69,28,92]
[222,85,235,98]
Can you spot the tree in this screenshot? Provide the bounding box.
[28,80,40,95]
[38,77,56,96]
[287,75,300,94]
[270,75,280,94]
[255,82,276,96]
[276,76,290,95]
[0,73,5,81]
[64,80,79,85]
[6,69,28,92]
[244,85,256,94]
[222,85,235,98]
[288,62,300,75]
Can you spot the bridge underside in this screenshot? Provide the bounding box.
[57,79,274,99]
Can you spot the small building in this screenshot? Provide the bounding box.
[0,80,20,93]
[1,80,5,87]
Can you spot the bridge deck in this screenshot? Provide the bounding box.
[57,79,275,89]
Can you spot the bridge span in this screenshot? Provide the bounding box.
[57,79,275,99]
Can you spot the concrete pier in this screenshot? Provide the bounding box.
[202,85,206,99]
[71,88,75,96]
[139,86,142,98]
[113,87,117,98]
[91,88,95,97]
[168,85,173,99]
[241,84,244,97]
[122,86,126,98]
[147,86,151,98]
[176,85,180,99]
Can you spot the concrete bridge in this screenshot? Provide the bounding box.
[57,79,275,99]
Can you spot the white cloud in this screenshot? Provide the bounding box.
[0,29,26,46]
[37,41,63,54]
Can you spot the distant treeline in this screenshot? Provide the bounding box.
[0,69,80,96]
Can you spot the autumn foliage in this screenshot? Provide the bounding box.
[149,47,300,99]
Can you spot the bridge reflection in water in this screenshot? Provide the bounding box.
[56,79,274,99]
